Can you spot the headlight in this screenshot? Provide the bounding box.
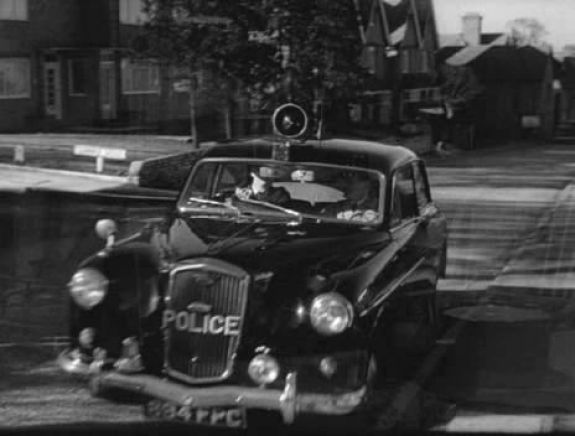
[310,293,353,336]
[69,268,109,309]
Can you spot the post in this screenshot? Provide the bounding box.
[14,145,25,164]
[189,85,199,149]
[188,66,199,149]
[96,155,105,173]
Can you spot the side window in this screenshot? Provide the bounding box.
[391,165,419,226]
[216,164,249,192]
[187,162,216,198]
[413,162,431,213]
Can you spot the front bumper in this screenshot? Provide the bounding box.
[58,348,367,424]
[93,371,366,424]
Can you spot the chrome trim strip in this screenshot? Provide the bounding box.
[164,259,250,384]
[94,371,366,424]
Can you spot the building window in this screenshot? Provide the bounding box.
[120,0,147,24]
[0,0,27,20]
[0,58,30,99]
[68,59,88,96]
[121,59,160,94]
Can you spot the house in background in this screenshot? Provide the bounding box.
[560,56,575,122]
[353,0,441,128]
[0,0,224,135]
[436,13,559,144]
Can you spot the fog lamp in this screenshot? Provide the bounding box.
[69,268,109,310]
[78,328,95,348]
[248,354,280,385]
[319,356,338,378]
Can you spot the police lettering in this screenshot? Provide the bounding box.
[163,310,241,336]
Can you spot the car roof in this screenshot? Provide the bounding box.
[202,137,418,175]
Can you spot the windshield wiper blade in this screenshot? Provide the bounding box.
[234,197,303,226]
[182,197,242,217]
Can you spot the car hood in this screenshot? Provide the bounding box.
[159,216,389,278]
[151,215,395,351]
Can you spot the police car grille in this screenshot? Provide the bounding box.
[165,261,249,383]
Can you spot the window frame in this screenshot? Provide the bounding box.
[0,58,31,99]
[121,59,160,95]
[0,0,28,21]
[412,161,432,214]
[389,162,420,228]
[119,0,147,25]
[68,58,88,97]
[178,157,387,227]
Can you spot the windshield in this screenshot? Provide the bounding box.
[178,159,385,225]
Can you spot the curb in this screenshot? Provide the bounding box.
[0,162,128,183]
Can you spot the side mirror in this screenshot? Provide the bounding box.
[95,219,118,248]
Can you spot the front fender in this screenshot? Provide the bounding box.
[68,242,164,358]
[80,241,162,313]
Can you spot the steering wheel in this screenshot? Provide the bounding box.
[212,188,237,201]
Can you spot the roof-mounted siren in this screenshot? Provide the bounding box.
[272,103,309,140]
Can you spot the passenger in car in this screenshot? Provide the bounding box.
[323,172,379,222]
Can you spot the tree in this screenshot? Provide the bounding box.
[263,0,369,132]
[506,18,549,48]
[135,0,368,143]
[135,0,278,147]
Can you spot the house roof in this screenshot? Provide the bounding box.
[361,0,425,47]
[446,45,492,67]
[436,46,463,64]
[447,46,552,82]
[481,33,506,45]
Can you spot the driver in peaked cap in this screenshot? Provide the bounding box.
[234,170,291,205]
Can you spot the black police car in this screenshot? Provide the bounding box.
[58,104,447,429]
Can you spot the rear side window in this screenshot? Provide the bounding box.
[187,162,216,198]
[391,165,419,225]
[413,162,431,212]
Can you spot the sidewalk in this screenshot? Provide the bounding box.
[0,163,127,193]
[0,131,437,178]
[0,133,196,177]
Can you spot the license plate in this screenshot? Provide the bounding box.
[144,399,246,428]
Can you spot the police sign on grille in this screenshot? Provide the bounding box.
[163,309,241,336]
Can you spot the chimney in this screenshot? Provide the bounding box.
[461,13,482,46]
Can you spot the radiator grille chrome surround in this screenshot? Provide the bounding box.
[164,258,250,384]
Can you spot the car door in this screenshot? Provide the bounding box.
[390,161,446,297]
[412,160,447,279]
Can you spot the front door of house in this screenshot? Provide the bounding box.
[99,61,117,120]
[43,61,62,119]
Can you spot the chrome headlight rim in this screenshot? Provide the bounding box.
[309,292,354,336]
[68,268,109,310]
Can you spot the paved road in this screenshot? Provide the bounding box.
[3,141,575,433]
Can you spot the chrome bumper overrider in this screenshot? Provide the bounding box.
[93,371,366,424]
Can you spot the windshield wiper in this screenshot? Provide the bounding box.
[181,197,242,218]
[234,197,303,226]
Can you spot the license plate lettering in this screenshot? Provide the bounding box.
[145,400,245,428]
